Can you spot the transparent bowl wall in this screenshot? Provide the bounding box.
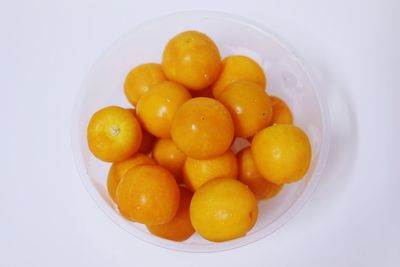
[71,11,330,252]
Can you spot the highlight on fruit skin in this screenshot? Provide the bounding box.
[116,165,180,225]
[162,31,222,90]
[190,178,258,242]
[107,153,155,202]
[251,124,311,184]
[87,106,142,162]
[237,147,283,200]
[146,187,195,242]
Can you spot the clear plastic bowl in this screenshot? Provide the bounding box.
[71,11,330,252]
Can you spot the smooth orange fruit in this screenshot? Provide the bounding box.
[107,153,155,202]
[147,187,195,241]
[219,81,272,138]
[162,31,221,90]
[138,129,156,154]
[212,55,266,98]
[270,96,293,125]
[124,63,166,106]
[152,138,186,182]
[237,147,283,200]
[190,178,258,242]
[87,106,142,162]
[171,97,234,159]
[116,165,180,225]
[251,124,311,184]
[136,81,191,138]
[183,150,238,191]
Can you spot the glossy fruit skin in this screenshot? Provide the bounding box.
[124,63,166,106]
[219,81,272,138]
[269,96,293,125]
[162,31,221,90]
[116,165,180,225]
[136,81,191,138]
[190,178,258,242]
[212,55,266,98]
[251,124,311,184]
[152,138,186,182]
[183,150,238,191]
[87,106,142,162]
[147,187,195,241]
[237,147,283,200]
[171,97,234,159]
[107,153,155,202]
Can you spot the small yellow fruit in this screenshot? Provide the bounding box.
[251,124,311,184]
[190,178,258,242]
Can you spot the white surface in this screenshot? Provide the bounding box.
[0,0,399,266]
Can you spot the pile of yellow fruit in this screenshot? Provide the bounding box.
[87,31,311,242]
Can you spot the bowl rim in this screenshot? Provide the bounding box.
[70,10,331,253]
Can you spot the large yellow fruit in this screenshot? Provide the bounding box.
[183,150,238,191]
[219,81,272,138]
[136,81,191,138]
[87,106,142,162]
[190,178,258,242]
[212,55,266,98]
[171,97,234,159]
[162,31,221,90]
[116,165,180,225]
[251,124,311,184]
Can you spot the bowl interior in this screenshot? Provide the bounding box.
[72,11,329,252]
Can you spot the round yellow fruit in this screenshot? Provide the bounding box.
[212,55,266,98]
[190,178,258,242]
[183,150,238,191]
[136,81,191,138]
[270,96,293,125]
[124,63,166,105]
[219,81,272,138]
[171,97,234,159]
[162,31,221,90]
[87,106,142,162]
[251,124,311,184]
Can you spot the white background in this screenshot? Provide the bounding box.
[0,0,399,266]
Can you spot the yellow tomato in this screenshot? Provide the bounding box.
[162,31,221,90]
[183,150,238,191]
[237,147,282,200]
[87,106,142,162]
[212,55,266,98]
[147,187,195,241]
[124,63,166,105]
[136,81,191,138]
[270,96,293,125]
[251,124,311,184]
[190,178,258,242]
[116,165,180,225]
[152,138,186,182]
[171,97,234,159]
[219,81,272,138]
[107,153,155,202]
